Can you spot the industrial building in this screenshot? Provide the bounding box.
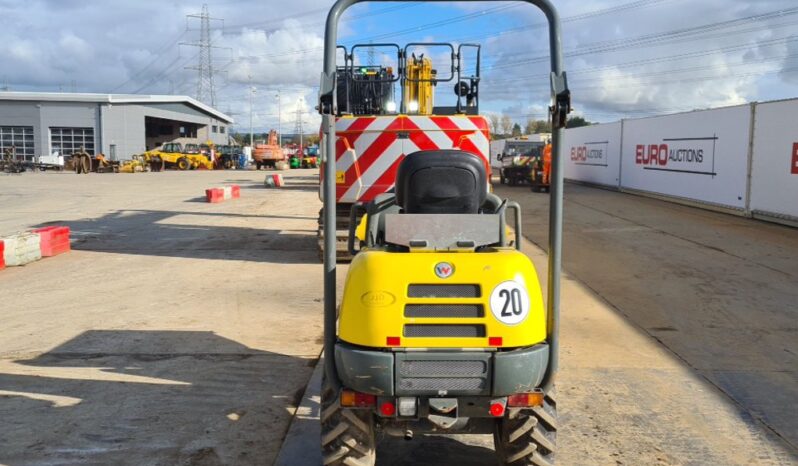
[0,92,233,161]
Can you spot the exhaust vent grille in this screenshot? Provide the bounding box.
[403,324,486,338]
[408,284,480,298]
[404,304,484,318]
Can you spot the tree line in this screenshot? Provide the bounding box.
[488,114,592,139]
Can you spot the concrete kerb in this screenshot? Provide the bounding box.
[274,355,324,466]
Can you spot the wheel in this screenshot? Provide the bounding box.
[224,159,233,169]
[320,374,376,466]
[176,157,190,171]
[494,390,557,466]
[500,173,506,185]
[256,161,262,170]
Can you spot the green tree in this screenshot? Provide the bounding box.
[511,123,522,137]
[525,118,551,134]
[500,114,513,137]
[524,118,536,135]
[567,116,592,128]
[489,114,501,136]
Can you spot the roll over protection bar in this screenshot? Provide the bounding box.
[319,0,570,394]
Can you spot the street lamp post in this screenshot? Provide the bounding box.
[276,90,282,148]
[249,81,256,150]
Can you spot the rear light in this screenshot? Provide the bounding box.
[386,336,401,346]
[340,390,376,408]
[508,392,545,407]
[380,401,396,417]
[488,336,503,346]
[489,402,505,417]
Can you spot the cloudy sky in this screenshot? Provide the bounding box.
[0,0,796,132]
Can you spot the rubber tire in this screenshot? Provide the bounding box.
[494,390,557,466]
[177,157,190,171]
[256,161,262,170]
[320,375,376,466]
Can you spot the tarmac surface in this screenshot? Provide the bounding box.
[1,170,796,465]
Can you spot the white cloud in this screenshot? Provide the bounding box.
[0,0,795,130]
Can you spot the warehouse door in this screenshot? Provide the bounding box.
[50,127,95,156]
[0,126,35,161]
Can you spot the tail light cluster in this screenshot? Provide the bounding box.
[340,390,543,417]
[507,392,545,407]
[340,390,376,408]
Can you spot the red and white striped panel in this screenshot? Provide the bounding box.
[323,115,491,203]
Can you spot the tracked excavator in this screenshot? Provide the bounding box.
[317,39,490,261]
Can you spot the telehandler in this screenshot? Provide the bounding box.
[141,143,213,170]
[317,0,570,465]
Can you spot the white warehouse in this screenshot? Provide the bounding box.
[0,92,234,161]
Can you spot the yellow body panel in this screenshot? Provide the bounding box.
[141,150,213,169]
[339,249,546,349]
[187,154,214,169]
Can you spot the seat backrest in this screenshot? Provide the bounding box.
[395,150,487,214]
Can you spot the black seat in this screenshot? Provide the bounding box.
[395,150,487,214]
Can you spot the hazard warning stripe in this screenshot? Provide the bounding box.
[330,114,491,203]
[429,117,484,159]
[409,117,463,150]
[334,117,376,162]
[359,150,405,201]
[403,118,442,152]
[335,116,374,133]
[341,118,404,195]
[342,139,403,201]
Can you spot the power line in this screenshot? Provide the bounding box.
[231,2,520,62]
[221,2,420,35]
[485,7,798,71]
[484,36,798,86]
[110,30,187,92]
[231,0,672,64]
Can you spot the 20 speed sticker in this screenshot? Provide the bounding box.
[490,281,530,325]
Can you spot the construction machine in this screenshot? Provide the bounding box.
[498,137,546,186]
[318,0,570,465]
[1,146,26,173]
[318,38,489,260]
[183,143,201,155]
[65,148,120,174]
[253,130,284,169]
[302,148,319,169]
[140,142,212,170]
